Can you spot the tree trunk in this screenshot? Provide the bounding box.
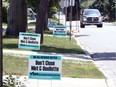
[44,13,49,31]
[35,0,48,44]
[0,0,3,86]
[66,0,80,21]
[6,0,27,37]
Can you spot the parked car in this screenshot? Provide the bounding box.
[27,8,36,20]
[80,9,103,28]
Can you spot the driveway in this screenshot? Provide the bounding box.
[75,22,116,87]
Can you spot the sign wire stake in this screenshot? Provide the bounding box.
[37,79,39,87]
[51,79,53,87]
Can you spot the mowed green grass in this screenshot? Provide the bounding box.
[62,60,105,78]
[3,33,105,79]
[3,53,105,79]
[3,36,85,54]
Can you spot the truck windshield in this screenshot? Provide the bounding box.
[83,9,100,16]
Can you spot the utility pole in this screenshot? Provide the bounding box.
[115,0,116,22]
[69,0,74,41]
[69,3,72,41]
[0,0,3,86]
[64,0,68,26]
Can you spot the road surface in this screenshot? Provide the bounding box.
[76,22,116,87]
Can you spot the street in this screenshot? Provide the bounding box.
[75,22,116,87]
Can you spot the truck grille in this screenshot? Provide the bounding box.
[87,17,99,23]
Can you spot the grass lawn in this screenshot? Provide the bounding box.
[3,36,85,54]
[2,21,106,79]
[3,53,105,79]
[2,25,105,79]
[113,22,116,24]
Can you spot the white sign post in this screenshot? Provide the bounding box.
[69,0,75,41]
[64,0,69,7]
[69,0,75,6]
[28,54,62,80]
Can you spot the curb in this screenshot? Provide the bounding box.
[73,33,92,60]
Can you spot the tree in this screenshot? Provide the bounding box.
[90,0,116,21]
[2,0,9,23]
[80,0,89,9]
[0,0,3,86]
[105,0,115,20]
[28,0,36,11]
[28,0,60,18]
[35,0,48,44]
[48,0,59,17]
[6,0,27,37]
[66,0,80,20]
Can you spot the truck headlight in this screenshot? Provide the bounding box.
[83,17,87,21]
[99,16,102,22]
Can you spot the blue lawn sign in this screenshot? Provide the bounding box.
[48,19,58,28]
[18,32,41,50]
[53,26,67,36]
[28,54,62,80]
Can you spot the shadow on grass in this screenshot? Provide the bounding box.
[3,43,85,54]
[35,45,85,54]
[3,36,19,49]
[3,44,18,49]
[75,34,90,37]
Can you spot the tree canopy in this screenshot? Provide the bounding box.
[2,0,116,38]
[90,0,116,21]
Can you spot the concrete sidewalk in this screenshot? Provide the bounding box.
[3,76,108,87]
[27,77,107,87]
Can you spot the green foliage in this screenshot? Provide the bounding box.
[28,0,36,11]
[50,6,58,14]
[80,1,88,9]
[48,0,60,17]
[90,0,116,21]
[3,74,27,87]
[2,0,9,23]
[3,75,15,87]
[2,6,7,23]
[27,0,60,17]
[80,0,95,9]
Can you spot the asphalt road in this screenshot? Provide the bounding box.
[76,22,116,87]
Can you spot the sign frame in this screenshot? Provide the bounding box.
[48,19,58,28]
[53,26,67,36]
[28,54,62,80]
[18,32,41,50]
